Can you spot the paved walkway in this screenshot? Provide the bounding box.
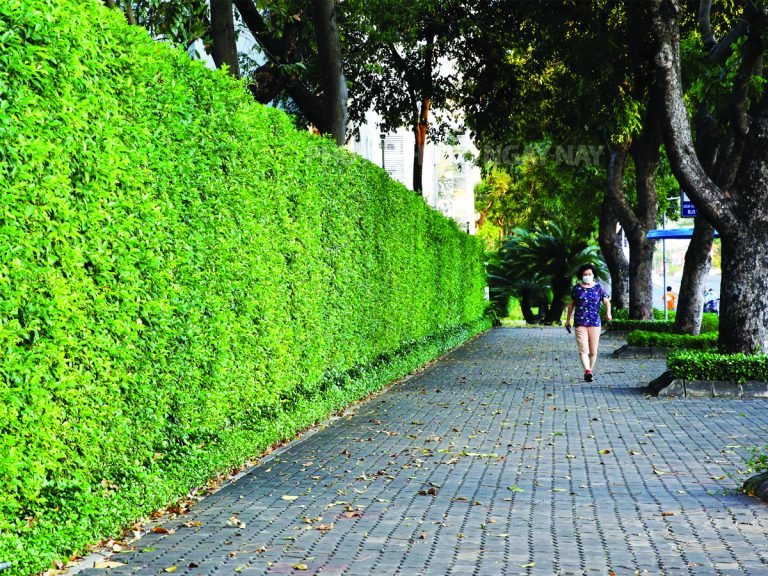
[80,328,768,575]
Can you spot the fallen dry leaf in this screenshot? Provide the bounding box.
[94,561,126,569]
[226,516,246,529]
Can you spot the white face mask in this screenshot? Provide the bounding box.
[582,275,593,284]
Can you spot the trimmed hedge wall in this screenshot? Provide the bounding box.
[626,330,718,350]
[0,1,487,572]
[668,351,768,383]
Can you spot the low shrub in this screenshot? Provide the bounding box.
[700,313,720,333]
[627,330,718,349]
[608,313,718,334]
[667,351,768,383]
[607,320,675,332]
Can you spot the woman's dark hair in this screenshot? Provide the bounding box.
[576,263,597,278]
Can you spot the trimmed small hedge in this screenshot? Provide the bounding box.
[608,313,719,334]
[627,330,718,350]
[0,1,487,572]
[667,351,768,383]
[608,319,675,332]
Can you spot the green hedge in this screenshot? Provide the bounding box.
[608,313,718,334]
[627,330,718,349]
[608,319,675,332]
[667,351,768,383]
[0,1,488,572]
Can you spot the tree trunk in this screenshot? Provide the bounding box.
[544,274,572,324]
[718,228,768,353]
[599,153,630,310]
[626,232,655,320]
[412,97,430,194]
[519,295,538,324]
[626,109,661,321]
[312,0,348,146]
[211,0,240,77]
[124,1,135,25]
[653,0,768,353]
[673,105,718,334]
[603,100,660,321]
[716,101,768,354]
[673,217,714,334]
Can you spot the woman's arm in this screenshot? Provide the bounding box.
[603,297,612,321]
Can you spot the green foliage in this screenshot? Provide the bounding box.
[627,330,718,349]
[744,446,768,475]
[667,351,768,383]
[609,320,675,332]
[343,0,468,140]
[475,147,604,242]
[488,222,606,324]
[612,308,629,320]
[700,313,720,333]
[0,1,487,572]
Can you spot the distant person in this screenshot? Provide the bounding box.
[565,264,612,382]
[703,288,719,314]
[664,286,677,311]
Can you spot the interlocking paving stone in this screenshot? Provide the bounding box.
[77,328,768,575]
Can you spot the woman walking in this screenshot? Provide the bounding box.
[565,264,611,382]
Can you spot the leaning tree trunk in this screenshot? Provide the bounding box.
[651,0,768,354]
[211,0,240,77]
[673,216,714,334]
[673,106,718,334]
[599,155,630,310]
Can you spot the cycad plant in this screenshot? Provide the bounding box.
[491,222,608,324]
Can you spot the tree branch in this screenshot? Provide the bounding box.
[698,0,716,51]
[706,2,757,65]
[716,18,765,190]
[604,145,641,233]
[285,81,326,131]
[233,0,282,64]
[248,63,286,104]
[651,0,734,232]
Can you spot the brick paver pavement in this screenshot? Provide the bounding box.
[79,328,768,575]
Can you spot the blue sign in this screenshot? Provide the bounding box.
[681,190,697,218]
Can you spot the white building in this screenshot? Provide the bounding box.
[350,110,480,234]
